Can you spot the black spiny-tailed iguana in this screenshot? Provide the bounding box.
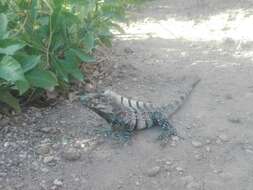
[81,78,200,140]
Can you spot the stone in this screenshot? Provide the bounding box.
[181,175,194,186]
[146,166,161,177]
[1,118,9,126]
[176,167,184,173]
[53,179,63,186]
[216,139,222,145]
[43,156,56,164]
[186,182,201,189]
[205,146,211,152]
[227,115,241,124]
[135,181,140,186]
[205,139,211,144]
[36,144,50,155]
[192,141,202,148]
[84,83,96,93]
[39,127,59,134]
[172,136,180,141]
[41,167,49,173]
[218,134,229,142]
[62,148,81,161]
[0,172,7,177]
[194,154,202,161]
[124,47,134,54]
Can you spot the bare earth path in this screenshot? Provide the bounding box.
[2,0,253,190]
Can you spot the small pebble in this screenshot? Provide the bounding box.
[192,141,202,148]
[41,167,49,173]
[227,115,241,124]
[194,154,202,161]
[172,136,180,141]
[216,139,222,144]
[176,167,184,173]
[218,134,229,142]
[62,148,81,161]
[181,175,194,185]
[205,146,211,152]
[186,182,201,189]
[135,181,140,186]
[39,127,59,134]
[53,179,63,186]
[43,156,56,164]
[36,144,50,155]
[205,139,211,144]
[146,166,161,177]
[0,172,7,177]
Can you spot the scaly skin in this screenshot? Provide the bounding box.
[81,77,200,140]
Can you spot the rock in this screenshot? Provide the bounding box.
[176,167,184,173]
[84,83,96,93]
[43,156,56,164]
[186,182,201,189]
[245,149,253,154]
[146,166,161,177]
[31,161,40,171]
[205,139,211,144]
[1,118,9,126]
[218,134,229,142]
[0,172,7,177]
[215,139,222,145]
[192,141,202,148]
[205,146,211,152]
[41,167,49,173]
[227,115,241,124]
[181,175,194,186]
[172,136,180,142]
[39,180,47,190]
[135,181,140,186]
[53,179,63,186]
[165,161,173,166]
[36,144,50,155]
[124,47,134,54]
[39,127,59,134]
[194,154,202,161]
[62,148,81,161]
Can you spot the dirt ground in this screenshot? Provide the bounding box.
[1,0,253,189]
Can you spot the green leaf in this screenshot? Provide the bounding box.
[15,80,30,95]
[0,43,25,55]
[26,68,58,89]
[0,13,8,39]
[82,32,95,52]
[0,88,21,113]
[58,51,84,81]
[0,56,29,94]
[31,0,38,20]
[52,58,69,82]
[64,51,84,81]
[70,48,96,63]
[20,55,41,72]
[0,56,26,82]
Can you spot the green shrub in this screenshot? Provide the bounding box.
[0,0,141,112]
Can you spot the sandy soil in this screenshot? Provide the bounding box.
[1,0,253,189]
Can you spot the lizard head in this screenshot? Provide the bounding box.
[80,91,115,123]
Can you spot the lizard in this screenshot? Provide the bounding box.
[81,77,200,141]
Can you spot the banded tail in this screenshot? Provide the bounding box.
[102,77,200,116]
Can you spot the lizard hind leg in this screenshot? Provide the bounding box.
[152,112,177,141]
